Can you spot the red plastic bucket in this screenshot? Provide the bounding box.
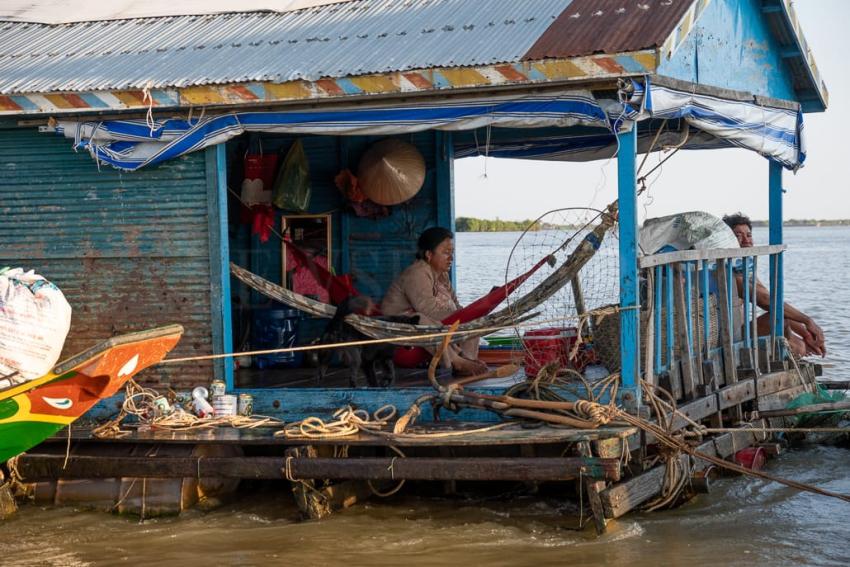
[733,447,767,470]
[523,327,577,376]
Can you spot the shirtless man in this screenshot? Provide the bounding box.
[723,213,826,357]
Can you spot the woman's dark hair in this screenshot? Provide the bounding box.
[722,212,752,230]
[416,227,453,260]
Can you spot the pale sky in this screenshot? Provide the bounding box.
[454,1,850,222]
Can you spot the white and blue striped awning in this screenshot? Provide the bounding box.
[56,91,609,170]
[54,80,806,171]
[455,79,806,169]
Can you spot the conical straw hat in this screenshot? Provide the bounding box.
[357,139,425,205]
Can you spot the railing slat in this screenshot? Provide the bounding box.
[654,265,663,374]
[674,263,697,400]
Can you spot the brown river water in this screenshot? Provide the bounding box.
[3,227,850,566]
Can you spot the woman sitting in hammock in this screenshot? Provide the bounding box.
[382,227,488,376]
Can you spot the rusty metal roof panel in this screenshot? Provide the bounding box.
[0,0,574,94]
[524,0,695,60]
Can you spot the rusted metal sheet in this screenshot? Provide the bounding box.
[524,0,695,59]
[0,126,214,389]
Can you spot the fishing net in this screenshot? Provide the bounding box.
[501,208,620,372]
[786,384,847,428]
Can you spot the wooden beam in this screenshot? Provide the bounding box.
[14,455,622,483]
[639,245,786,268]
[673,263,697,400]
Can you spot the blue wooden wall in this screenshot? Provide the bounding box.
[227,130,450,346]
[0,126,221,389]
[659,0,796,101]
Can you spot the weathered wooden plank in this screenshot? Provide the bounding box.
[717,379,756,411]
[673,264,697,400]
[0,484,16,520]
[758,384,810,412]
[757,370,802,396]
[15,455,622,482]
[715,260,742,422]
[600,423,765,518]
[639,245,786,268]
[577,441,608,534]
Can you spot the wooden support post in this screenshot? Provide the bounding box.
[769,160,785,358]
[690,264,705,388]
[673,264,697,400]
[751,256,761,374]
[643,269,656,388]
[617,127,641,408]
[0,482,17,520]
[577,442,608,535]
[285,446,373,521]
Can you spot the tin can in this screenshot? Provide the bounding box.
[152,395,172,417]
[210,379,227,398]
[212,394,237,417]
[238,393,254,417]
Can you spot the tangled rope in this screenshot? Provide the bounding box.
[91,380,282,439]
[277,405,397,439]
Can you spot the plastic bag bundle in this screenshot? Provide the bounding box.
[639,211,739,255]
[0,268,72,384]
[272,140,311,212]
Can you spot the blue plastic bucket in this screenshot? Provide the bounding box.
[252,308,302,369]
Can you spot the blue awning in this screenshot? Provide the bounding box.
[54,80,806,171]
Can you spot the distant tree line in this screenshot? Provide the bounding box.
[750,219,850,227]
[455,217,569,232]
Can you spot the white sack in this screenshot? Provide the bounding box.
[0,267,72,384]
[640,212,739,255]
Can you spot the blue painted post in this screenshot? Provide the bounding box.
[665,264,674,371]
[339,138,351,274]
[654,266,662,373]
[743,256,751,348]
[684,263,693,351]
[206,145,234,388]
[435,132,456,288]
[769,160,785,354]
[617,127,640,407]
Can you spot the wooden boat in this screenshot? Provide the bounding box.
[0,325,183,463]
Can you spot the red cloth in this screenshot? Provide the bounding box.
[284,240,359,305]
[394,255,553,368]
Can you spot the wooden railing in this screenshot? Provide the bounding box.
[637,244,787,408]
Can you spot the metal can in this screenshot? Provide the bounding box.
[192,386,215,418]
[238,393,254,417]
[152,395,172,417]
[210,379,227,398]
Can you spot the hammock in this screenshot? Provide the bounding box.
[230,201,617,347]
[285,234,554,321]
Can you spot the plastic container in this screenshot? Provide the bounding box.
[733,447,766,470]
[523,327,578,377]
[252,308,303,369]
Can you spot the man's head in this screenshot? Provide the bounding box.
[723,212,753,248]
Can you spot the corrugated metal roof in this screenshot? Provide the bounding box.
[0,0,347,24]
[0,0,574,94]
[524,0,693,60]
